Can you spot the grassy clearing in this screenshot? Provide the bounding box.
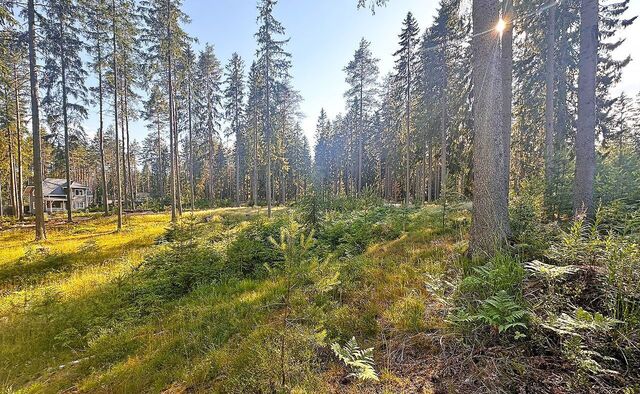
[2,202,637,393]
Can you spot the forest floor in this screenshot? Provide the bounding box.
[0,204,637,393]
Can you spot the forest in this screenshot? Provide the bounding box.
[0,0,639,392]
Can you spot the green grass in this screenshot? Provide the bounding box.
[0,204,465,393]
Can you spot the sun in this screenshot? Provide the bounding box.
[496,17,507,35]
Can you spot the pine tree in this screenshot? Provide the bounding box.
[193,44,223,205]
[393,12,420,206]
[223,53,246,206]
[41,0,89,222]
[86,0,110,215]
[344,38,379,196]
[255,0,291,217]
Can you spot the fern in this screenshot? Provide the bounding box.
[525,260,579,281]
[542,308,621,336]
[452,291,529,336]
[331,337,379,382]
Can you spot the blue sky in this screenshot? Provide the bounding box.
[180,0,435,146]
[98,0,640,146]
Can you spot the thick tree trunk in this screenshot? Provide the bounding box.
[253,106,258,207]
[574,0,598,218]
[500,0,513,231]
[28,0,46,240]
[544,3,556,211]
[469,0,510,256]
[112,0,123,231]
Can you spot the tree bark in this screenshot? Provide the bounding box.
[59,13,73,222]
[500,0,513,231]
[112,0,123,231]
[28,0,46,240]
[97,40,109,215]
[167,0,177,223]
[469,0,510,256]
[188,79,195,211]
[574,0,598,218]
[14,64,25,221]
[544,3,556,211]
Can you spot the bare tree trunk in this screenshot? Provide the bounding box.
[120,85,128,211]
[470,0,510,256]
[157,112,163,198]
[500,0,513,230]
[188,80,195,211]
[574,0,598,218]
[174,100,182,216]
[167,0,177,223]
[14,65,25,221]
[428,141,433,202]
[112,0,123,231]
[124,72,135,210]
[97,42,109,215]
[357,79,363,196]
[5,92,17,217]
[544,3,556,211]
[28,0,46,239]
[253,106,258,207]
[59,14,73,222]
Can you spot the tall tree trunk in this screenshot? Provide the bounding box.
[97,42,109,215]
[167,0,177,223]
[440,50,448,213]
[253,104,258,207]
[544,3,556,211]
[428,141,433,202]
[235,89,241,207]
[500,0,513,230]
[405,41,412,206]
[28,0,46,239]
[188,80,195,211]
[14,64,24,221]
[174,100,182,216]
[124,71,135,210]
[120,84,128,211]
[265,43,272,218]
[5,92,17,217]
[157,112,163,198]
[470,0,510,256]
[357,79,363,196]
[574,0,598,218]
[112,0,123,231]
[60,14,73,222]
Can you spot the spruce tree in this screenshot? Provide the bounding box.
[344,38,379,196]
[393,12,420,206]
[223,53,246,206]
[41,0,89,222]
[255,0,291,217]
